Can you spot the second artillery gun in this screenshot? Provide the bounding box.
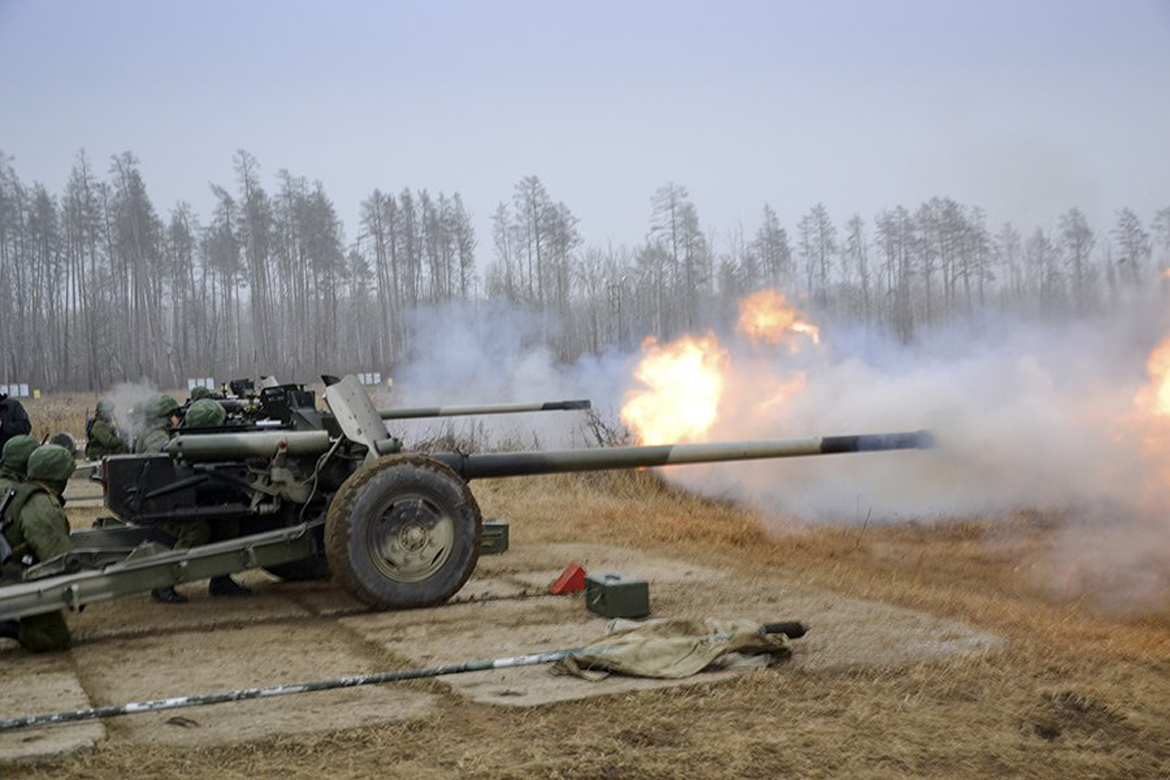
[0,375,931,623]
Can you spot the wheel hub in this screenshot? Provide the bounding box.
[368,494,455,583]
[401,524,428,551]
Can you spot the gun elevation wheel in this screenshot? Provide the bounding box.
[324,455,482,609]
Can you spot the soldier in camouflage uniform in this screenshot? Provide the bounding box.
[133,394,182,455]
[0,445,76,652]
[184,398,225,428]
[0,434,38,497]
[84,399,127,460]
[133,394,188,603]
[188,386,223,402]
[150,398,250,603]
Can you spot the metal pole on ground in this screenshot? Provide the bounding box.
[0,622,806,732]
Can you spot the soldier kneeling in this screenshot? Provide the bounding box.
[0,445,76,652]
[149,398,251,604]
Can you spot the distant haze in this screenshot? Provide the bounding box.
[2,0,1168,246]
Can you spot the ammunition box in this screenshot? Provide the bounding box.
[585,572,650,619]
[481,519,509,555]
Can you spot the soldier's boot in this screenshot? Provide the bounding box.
[151,586,188,604]
[0,620,19,640]
[209,575,251,597]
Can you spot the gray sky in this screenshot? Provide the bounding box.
[1,0,1168,249]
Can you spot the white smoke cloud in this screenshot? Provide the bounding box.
[384,302,632,448]
[382,295,1170,612]
[101,380,162,450]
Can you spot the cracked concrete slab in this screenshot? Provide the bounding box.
[67,570,311,643]
[340,542,1003,707]
[71,620,436,747]
[0,653,104,764]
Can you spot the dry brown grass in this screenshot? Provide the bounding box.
[20,392,99,443]
[19,387,192,443]
[8,401,1170,779]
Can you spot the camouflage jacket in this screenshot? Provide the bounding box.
[0,466,21,492]
[85,417,127,459]
[2,481,72,571]
[134,425,171,454]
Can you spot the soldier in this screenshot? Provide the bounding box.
[85,400,127,459]
[188,385,222,402]
[150,398,251,603]
[0,445,76,652]
[0,434,38,496]
[0,392,32,451]
[133,394,182,454]
[183,397,225,428]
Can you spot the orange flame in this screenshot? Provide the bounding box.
[736,290,820,350]
[621,333,727,444]
[1137,336,1170,418]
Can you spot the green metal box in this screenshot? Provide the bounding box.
[481,519,509,555]
[585,572,650,619]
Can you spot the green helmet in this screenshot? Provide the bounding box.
[49,431,77,455]
[1,434,39,476]
[27,444,77,484]
[144,394,181,422]
[183,398,226,429]
[96,399,116,418]
[189,386,214,402]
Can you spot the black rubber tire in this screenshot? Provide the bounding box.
[263,552,331,582]
[325,455,482,609]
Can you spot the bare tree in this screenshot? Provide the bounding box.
[1058,208,1095,313]
[1111,207,1150,288]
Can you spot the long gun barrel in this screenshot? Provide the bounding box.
[214,397,590,421]
[163,429,930,470]
[379,399,590,420]
[430,431,932,480]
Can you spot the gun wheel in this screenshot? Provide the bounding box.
[325,455,482,609]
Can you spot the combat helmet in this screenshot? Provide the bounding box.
[144,394,181,423]
[0,435,38,478]
[27,444,77,496]
[183,398,226,429]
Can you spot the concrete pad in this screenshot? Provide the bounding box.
[73,621,437,746]
[450,573,536,603]
[341,560,1003,708]
[487,542,728,591]
[68,570,312,642]
[776,590,1004,671]
[342,598,746,707]
[279,579,369,617]
[287,573,535,619]
[63,479,104,503]
[63,497,104,510]
[0,653,105,764]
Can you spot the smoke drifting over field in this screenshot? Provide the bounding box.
[382,303,634,448]
[388,296,1170,612]
[102,381,162,449]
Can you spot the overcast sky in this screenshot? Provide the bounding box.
[1,0,1168,250]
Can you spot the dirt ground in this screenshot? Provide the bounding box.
[2,470,1168,779]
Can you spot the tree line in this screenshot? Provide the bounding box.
[1,148,1167,391]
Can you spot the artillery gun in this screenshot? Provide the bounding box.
[0,375,930,623]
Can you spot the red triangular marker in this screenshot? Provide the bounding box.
[549,562,587,594]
